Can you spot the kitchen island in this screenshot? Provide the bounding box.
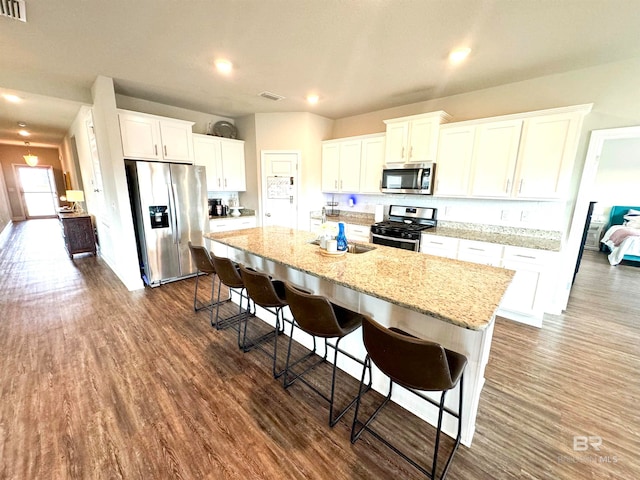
[205,226,514,446]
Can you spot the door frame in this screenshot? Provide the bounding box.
[260,150,300,229]
[561,125,640,309]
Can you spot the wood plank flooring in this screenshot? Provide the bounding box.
[0,219,638,479]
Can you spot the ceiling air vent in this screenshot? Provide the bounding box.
[1,0,27,22]
[259,91,285,101]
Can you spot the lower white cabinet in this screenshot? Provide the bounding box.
[420,234,459,259]
[209,216,256,233]
[346,223,371,242]
[420,233,557,327]
[456,239,503,266]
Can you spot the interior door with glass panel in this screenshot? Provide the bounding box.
[15,165,57,218]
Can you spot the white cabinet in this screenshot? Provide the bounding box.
[456,239,503,266]
[383,111,450,164]
[512,111,584,199]
[359,135,386,193]
[193,134,246,192]
[468,119,523,198]
[434,125,475,196]
[209,216,256,233]
[118,110,194,163]
[420,234,459,259]
[499,246,556,326]
[346,224,371,243]
[321,140,362,193]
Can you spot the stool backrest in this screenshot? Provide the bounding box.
[188,242,215,274]
[239,265,287,308]
[210,254,244,289]
[284,282,346,338]
[362,316,458,392]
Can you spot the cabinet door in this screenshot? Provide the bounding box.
[346,223,371,243]
[359,136,385,193]
[384,121,409,163]
[321,143,340,192]
[469,120,522,198]
[338,140,362,192]
[119,113,160,160]
[159,120,193,162]
[514,113,581,199]
[193,134,222,191]
[219,139,246,191]
[434,126,475,196]
[408,117,438,162]
[420,234,459,258]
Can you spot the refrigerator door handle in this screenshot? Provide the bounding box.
[171,183,181,244]
[167,183,179,244]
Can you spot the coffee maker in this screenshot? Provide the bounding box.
[208,198,224,217]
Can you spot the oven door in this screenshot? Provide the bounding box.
[370,232,420,252]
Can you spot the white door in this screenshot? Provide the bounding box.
[261,151,299,228]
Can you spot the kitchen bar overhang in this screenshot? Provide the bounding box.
[205,226,514,446]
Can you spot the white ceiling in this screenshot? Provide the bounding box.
[1,0,640,147]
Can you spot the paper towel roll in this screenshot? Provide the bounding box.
[374,204,384,223]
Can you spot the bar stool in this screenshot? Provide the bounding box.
[350,316,467,480]
[209,253,252,331]
[238,265,291,378]
[282,282,372,427]
[187,242,229,325]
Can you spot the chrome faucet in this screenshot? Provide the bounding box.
[321,206,327,224]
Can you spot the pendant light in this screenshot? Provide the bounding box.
[23,142,38,167]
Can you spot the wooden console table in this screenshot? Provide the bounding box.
[58,212,97,258]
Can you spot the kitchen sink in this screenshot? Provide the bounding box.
[308,240,376,254]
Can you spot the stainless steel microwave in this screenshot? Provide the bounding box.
[380,162,435,194]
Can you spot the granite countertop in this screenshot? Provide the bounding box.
[205,226,514,331]
[424,225,563,251]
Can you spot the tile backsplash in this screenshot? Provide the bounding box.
[323,193,565,231]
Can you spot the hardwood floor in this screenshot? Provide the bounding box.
[0,219,638,479]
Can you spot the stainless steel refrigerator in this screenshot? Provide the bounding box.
[126,160,209,286]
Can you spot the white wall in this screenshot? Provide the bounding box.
[592,137,640,214]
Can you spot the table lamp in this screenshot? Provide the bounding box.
[65,190,85,213]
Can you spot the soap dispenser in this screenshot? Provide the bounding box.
[336,222,348,252]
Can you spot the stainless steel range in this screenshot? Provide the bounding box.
[370,205,437,252]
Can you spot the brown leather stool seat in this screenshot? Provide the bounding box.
[209,254,252,331]
[187,242,230,326]
[238,265,292,378]
[351,316,467,479]
[283,282,372,427]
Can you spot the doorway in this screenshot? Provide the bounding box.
[260,150,300,229]
[14,165,57,218]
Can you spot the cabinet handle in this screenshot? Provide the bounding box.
[218,178,221,187]
[468,247,485,251]
[164,145,168,157]
[224,179,227,188]
[335,180,338,189]
[401,146,405,159]
[514,254,536,259]
[505,179,511,193]
[432,241,444,245]
[340,180,343,189]
[409,146,413,159]
[519,179,524,194]
[154,145,158,156]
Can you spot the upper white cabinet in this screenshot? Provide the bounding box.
[383,111,450,164]
[469,120,523,198]
[321,140,361,193]
[434,104,591,200]
[512,111,584,199]
[321,133,385,194]
[193,134,246,192]
[118,110,194,163]
[358,134,386,193]
[434,125,475,196]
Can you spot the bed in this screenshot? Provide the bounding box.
[600,205,640,265]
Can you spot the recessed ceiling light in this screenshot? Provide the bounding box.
[18,122,27,128]
[306,94,320,105]
[214,59,233,75]
[449,47,471,64]
[18,130,30,137]
[2,93,21,103]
